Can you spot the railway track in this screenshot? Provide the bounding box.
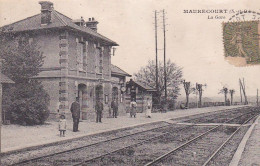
[2,121,170,165]
[2,107,242,165]
[71,108,259,166]
[144,110,259,166]
[182,106,256,124]
[4,106,259,166]
[15,124,192,166]
[7,122,177,166]
[76,108,259,166]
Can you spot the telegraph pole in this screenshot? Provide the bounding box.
[0,59,2,153]
[242,78,248,105]
[163,9,167,100]
[239,80,243,103]
[239,78,248,105]
[257,89,259,106]
[154,10,159,103]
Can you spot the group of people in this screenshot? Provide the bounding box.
[58,97,152,137]
[129,97,152,118]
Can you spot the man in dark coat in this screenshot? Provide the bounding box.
[111,99,118,118]
[70,97,80,132]
[95,99,103,123]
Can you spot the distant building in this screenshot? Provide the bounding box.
[126,79,156,113]
[0,1,131,120]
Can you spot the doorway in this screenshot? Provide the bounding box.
[78,84,87,119]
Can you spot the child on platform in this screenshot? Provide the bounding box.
[59,115,67,137]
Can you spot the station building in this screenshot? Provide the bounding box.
[0,1,131,120]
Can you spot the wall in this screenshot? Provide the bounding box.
[33,30,60,69]
[68,32,78,75]
[39,78,60,119]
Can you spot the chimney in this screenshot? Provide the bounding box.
[86,17,99,32]
[73,16,85,27]
[39,1,53,25]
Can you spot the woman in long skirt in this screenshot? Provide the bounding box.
[145,98,152,118]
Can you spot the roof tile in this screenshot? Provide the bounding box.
[111,64,131,77]
[0,10,118,46]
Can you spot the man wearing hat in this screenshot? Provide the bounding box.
[70,97,81,132]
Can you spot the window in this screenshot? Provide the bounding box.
[77,41,84,71]
[99,48,103,73]
[99,52,103,73]
[96,47,103,73]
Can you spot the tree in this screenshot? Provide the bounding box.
[219,87,229,106]
[195,83,207,108]
[0,34,50,125]
[229,89,235,105]
[183,80,195,108]
[134,60,183,109]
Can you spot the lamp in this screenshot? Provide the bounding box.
[112,47,116,56]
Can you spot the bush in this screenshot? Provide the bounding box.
[4,81,50,125]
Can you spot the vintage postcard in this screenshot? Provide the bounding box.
[0,0,259,165]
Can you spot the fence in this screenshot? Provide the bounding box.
[175,101,243,109]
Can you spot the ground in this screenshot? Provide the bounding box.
[1,106,243,153]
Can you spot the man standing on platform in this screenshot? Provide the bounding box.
[95,99,103,123]
[70,97,80,132]
[111,99,118,118]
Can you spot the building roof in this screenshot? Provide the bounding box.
[134,81,156,92]
[111,64,131,77]
[0,10,118,46]
[127,79,156,92]
[1,73,15,84]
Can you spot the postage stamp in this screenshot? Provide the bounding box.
[223,11,260,66]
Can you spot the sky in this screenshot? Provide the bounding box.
[0,0,260,101]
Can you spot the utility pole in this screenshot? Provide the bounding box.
[229,89,235,105]
[163,9,167,101]
[0,59,2,153]
[242,78,248,105]
[257,89,259,106]
[239,78,248,105]
[154,10,159,105]
[239,80,243,103]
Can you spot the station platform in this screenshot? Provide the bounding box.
[234,115,260,166]
[1,105,246,154]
